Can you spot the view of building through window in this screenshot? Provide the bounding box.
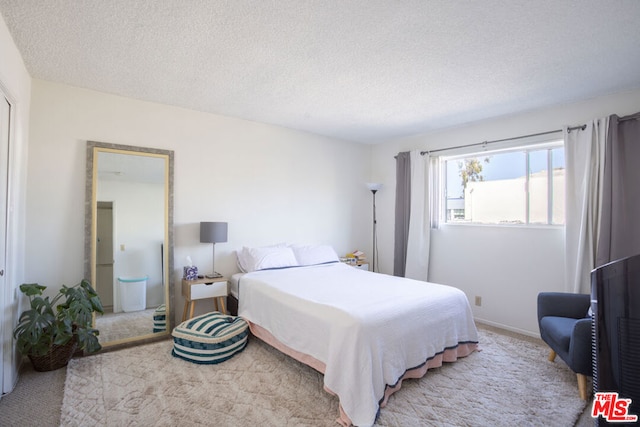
[444,142,564,225]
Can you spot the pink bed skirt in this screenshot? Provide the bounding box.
[247,321,479,427]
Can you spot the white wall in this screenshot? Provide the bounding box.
[26,79,372,324]
[0,12,31,393]
[372,88,640,336]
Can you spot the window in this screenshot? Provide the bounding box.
[442,141,564,225]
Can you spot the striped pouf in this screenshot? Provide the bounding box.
[171,312,249,364]
[153,304,167,333]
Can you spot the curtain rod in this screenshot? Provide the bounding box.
[419,124,586,156]
[618,113,640,122]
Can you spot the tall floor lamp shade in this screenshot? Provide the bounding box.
[200,222,228,277]
[366,183,382,272]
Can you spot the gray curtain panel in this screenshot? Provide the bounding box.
[596,112,640,266]
[394,152,411,277]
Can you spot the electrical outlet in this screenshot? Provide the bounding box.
[475,296,482,306]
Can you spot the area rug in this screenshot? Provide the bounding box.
[60,326,588,426]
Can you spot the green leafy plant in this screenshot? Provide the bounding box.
[13,279,104,357]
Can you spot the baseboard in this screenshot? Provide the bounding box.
[474,317,541,339]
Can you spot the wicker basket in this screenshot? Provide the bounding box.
[28,337,78,372]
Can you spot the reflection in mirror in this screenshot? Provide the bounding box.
[85,141,174,350]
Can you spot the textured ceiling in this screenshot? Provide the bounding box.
[1,1,640,143]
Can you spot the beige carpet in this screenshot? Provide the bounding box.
[60,327,588,426]
[0,357,67,427]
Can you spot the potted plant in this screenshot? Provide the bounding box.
[13,279,104,371]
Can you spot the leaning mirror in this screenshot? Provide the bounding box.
[84,141,174,350]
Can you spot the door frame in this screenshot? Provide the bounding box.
[96,201,115,312]
[0,83,16,396]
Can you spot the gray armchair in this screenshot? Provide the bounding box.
[537,292,592,400]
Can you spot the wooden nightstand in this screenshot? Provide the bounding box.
[181,276,228,321]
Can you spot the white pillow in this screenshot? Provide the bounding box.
[238,245,298,272]
[290,244,339,266]
[237,243,286,272]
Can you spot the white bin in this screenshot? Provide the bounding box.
[118,276,148,312]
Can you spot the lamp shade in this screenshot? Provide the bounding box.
[200,222,228,244]
[366,182,383,192]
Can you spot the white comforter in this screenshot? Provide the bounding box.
[238,263,478,426]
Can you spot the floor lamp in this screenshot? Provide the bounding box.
[366,183,382,272]
[200,222,228,278]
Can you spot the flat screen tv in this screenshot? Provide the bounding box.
[591,253,640,425]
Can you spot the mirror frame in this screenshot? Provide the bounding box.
[84,141,175,351]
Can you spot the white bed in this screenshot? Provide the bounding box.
[237,262,479,426]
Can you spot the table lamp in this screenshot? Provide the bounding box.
[200,222,228,278]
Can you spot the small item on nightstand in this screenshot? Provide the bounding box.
[197,275,204,279]
[183,266,198,280]
[344,250,367,266]
[183,256,198,280]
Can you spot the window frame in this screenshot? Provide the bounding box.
[437,138,564,227]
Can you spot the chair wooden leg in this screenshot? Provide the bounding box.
[577,374,588,400]
[548,349,557,362]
